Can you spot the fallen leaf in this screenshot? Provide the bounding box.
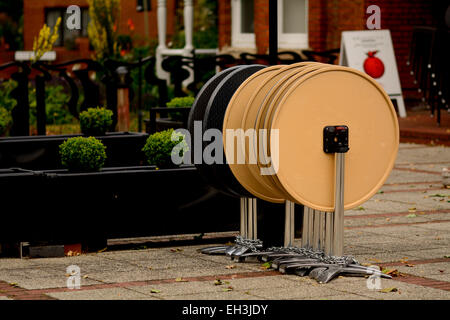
[147,267,152,270]
[150,289,161,293]
[356,206,365,211]
[175,277,188,282]
[379,287,398,293]
[82,275,89,279]
[405,264,415,267]
[406,213,417,218]
[9,283,18,287]
[377,190,384,194]
[382,268,400,277]
[260,262,272,270]
[97,247,107,253]
[444,255,450,258]
[429,194,445,197]
[222,286,234,292]
[408,207,416,212]
[214,279,223,286]
[170,248,183,253]
[225,265,236,270]
[386,218,391,222]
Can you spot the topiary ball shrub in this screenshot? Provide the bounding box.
[79,107,113,136]
[0,107,12,136]
[166,96,195,121]
[142,128,188,168]
[59,136,107,172]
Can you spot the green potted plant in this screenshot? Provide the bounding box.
[59,136,107,172]
[142,128,188,168]
[0,107,12,137]
[166,96,195,121]
[79,107,113,136]
[148,96,194,133]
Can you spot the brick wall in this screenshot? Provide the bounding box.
[218,0,232,49]
[308,0,327,52]
[254,0,269,54]
[21,0,177,62]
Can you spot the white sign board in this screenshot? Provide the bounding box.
[339,30,406,117]
[14,51,57,62]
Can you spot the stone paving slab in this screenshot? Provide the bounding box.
[160,290,263,300]
[400,247,450,260]
[128,276,301,300]
[395,262,450,277]
[47,287,154,300]
[323,275,450,300]
[384,170,442,184]
[395,145,449,163]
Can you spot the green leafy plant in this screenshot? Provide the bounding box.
[29,84,75,125]
[87,0,121,62]
[142,128,188,168]
[0,107,12,136]
[0,79,18,112]
[59,136,107,172]
[166,96,194,121]
[79,107,113,136]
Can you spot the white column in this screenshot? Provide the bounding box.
[157,0,167,49]
[156,0,169,81]
[182,0,194,87]
[183,0,194,53]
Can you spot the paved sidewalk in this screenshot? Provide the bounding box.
[0,143,449,300]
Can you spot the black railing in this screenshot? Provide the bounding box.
[0,48,340,137]
[406,26,450,125]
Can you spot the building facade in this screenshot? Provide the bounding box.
[2,0,446,98]
[218,0,444,98]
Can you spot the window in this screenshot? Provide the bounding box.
[232,0,255,48]
[231,0,308,49]
[136,0,151,12]
[45,8,90,47]
[279,0,308,48]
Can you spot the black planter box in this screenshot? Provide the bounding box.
[0,132,149,170]
[144,118,185,134]
[0,166,242,242]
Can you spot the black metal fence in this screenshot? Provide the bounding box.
[406,26,450,125]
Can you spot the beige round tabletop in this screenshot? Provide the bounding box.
[233,62,321,202]
[255,64,327,198]
[223,65,284,202]
[270,66,399,211]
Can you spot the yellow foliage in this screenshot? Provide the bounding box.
[87,0,121,61]
[32,17,61,62]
